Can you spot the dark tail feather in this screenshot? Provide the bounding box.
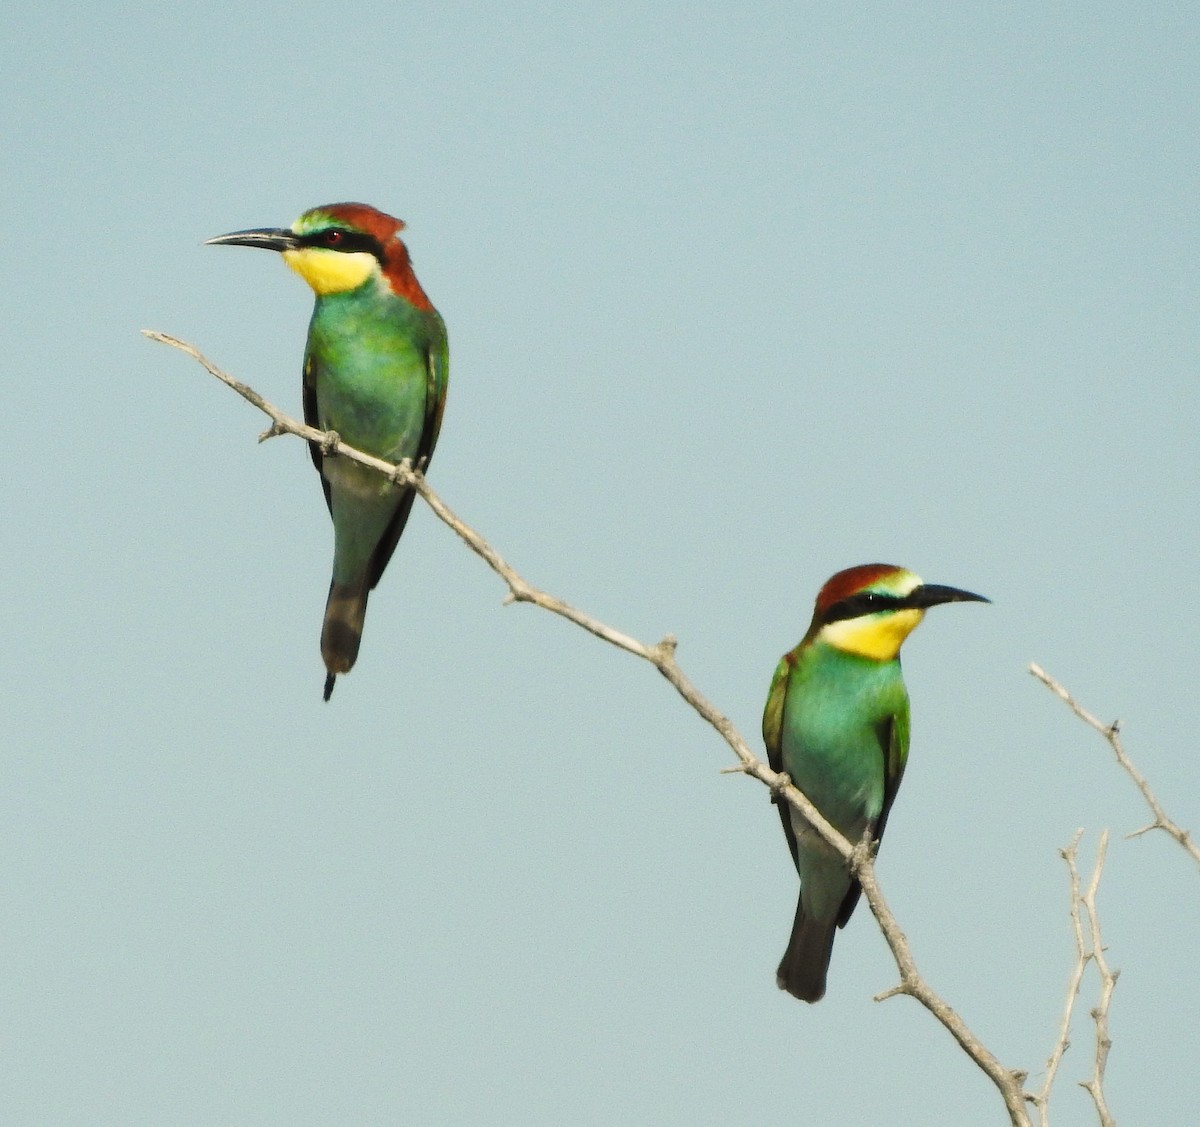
[320,580,368,701]
[776,896,838,1003]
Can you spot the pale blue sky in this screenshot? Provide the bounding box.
[3,2,1198,1124]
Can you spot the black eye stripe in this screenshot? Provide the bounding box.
[297,228,385,259]
[823,592,907,624]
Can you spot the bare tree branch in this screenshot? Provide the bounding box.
[1029,664,1200,869]
[150,329,1037,1125]
[855,852,1031,1124]
[145,334,856,821]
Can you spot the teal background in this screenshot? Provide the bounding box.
[3,3,1197,1123]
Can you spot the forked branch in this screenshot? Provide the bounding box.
[1030,831,1117,1127]
[1030,664,1199,869]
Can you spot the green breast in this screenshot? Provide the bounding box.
[306,284,445,461]
[782,643,909,834]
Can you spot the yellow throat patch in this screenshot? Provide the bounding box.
[282,247,377,295]
[821,608,924,661]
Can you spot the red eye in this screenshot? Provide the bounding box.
[323,229,344,246]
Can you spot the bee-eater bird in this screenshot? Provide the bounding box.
[762,563,988,1002]
[207,203,448,700]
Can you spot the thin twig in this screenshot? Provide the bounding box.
[1029,664,1200,869]
[147,330,1034,1127]
[1079,832,1118,1127]
[1029,829,1087,1126]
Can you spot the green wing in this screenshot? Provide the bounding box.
[873,701,910,845]
[303,352,332,515]
[834,702,910,928]
[762,654,800,871]
[303,327,450,590]
[762,656,789,771]
[364,335,449,590]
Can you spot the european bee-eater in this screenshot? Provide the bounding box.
[207,203,448,700]
[762,563,988,1002]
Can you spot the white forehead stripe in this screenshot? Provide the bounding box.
[882,571,922,597]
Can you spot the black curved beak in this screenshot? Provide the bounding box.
[205,227,299,252]
[909,583,990,609]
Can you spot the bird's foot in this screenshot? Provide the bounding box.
[320,429,341,456]
[768,772,793,805]
[850,828,878,871]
